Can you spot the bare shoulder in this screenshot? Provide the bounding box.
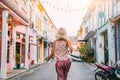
[66,40,71,44]
[53,40,57,43]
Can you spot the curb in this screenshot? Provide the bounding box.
[6,69,27,80]
[6,62,46,80]
[29,62,46,70]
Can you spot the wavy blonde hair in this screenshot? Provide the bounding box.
[56,27,67,40]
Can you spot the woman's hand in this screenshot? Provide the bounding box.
[45,57,50,62]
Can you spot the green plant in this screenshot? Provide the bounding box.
[16,53,20,63]
[78,43,95,63]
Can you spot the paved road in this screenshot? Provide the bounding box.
[9,61,95,80]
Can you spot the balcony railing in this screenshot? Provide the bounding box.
[11,0,28,16]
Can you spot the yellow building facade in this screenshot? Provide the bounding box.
[34,1,57,62]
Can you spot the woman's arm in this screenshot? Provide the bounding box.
[67,40,74,55]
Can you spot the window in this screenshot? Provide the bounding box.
[85,27,88,34]
[16,33,20,39]
[7,41,10,63]
[8,31,10,36]
[16,42,20,54]
[23,34,25,38]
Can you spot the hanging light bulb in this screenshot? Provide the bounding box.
[8,16,13,23]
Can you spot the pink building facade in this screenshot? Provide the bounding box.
[14,26,35,68]
[0,0,57,79]
[0,0,32,79]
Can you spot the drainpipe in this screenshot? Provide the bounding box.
[112,0,117,64]
[114,22,117,63]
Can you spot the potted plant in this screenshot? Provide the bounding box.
[16,53,21,69]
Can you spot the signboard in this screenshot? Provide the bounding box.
[37,3,44,13]
[98,11,105,18]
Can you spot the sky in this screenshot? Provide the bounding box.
[40,0,91,36]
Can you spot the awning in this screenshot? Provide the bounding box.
[84,31,95,40]
[44,39,53,44]
[77,39,88,42]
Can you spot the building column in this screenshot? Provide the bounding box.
[9,40,14,69]
[0,10,8,78]
[108,24,115,65]
[33,30,37,63]
[25,27,29,69]
[41,39,44,62]
[13,28,16,68]
[9,27,15,69]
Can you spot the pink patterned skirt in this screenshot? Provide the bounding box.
[55,59,71,80]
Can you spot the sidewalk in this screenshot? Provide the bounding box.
[6,62,46,80]
[84,62,97,71]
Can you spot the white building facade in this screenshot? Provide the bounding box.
[79,0,120,66]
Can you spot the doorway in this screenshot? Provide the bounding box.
[117,20,120,60]
[102,31,108,65]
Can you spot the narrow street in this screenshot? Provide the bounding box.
[1,0,120,79]
[9,61,95,80]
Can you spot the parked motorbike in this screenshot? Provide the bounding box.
[94,63,120,80]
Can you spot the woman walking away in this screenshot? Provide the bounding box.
[46,27,73,80]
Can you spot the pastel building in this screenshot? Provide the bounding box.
[0,0,31,78]
[31,0,57,62]
[0,0,57,79]
[78,0,120,66]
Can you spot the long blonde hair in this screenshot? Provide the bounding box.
[56,27,67,40]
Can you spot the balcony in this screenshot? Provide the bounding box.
[41,30,47,40]
[0,0,29,23]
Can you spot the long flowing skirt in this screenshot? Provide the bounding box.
[55,59,71,80]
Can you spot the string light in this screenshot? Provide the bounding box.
[41,0,88,13]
